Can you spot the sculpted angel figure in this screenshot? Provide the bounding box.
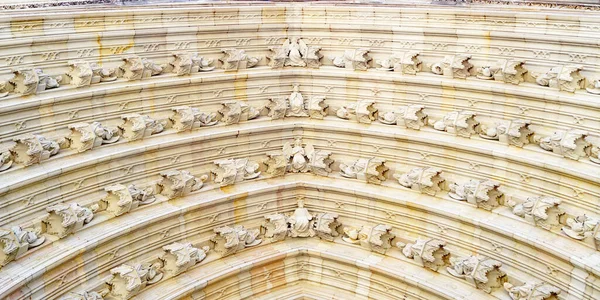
[286,37,307,67]
[288,199,315,238]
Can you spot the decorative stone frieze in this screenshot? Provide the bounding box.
[336,100,378,124]
[220,48,261,71]
[479,119,533,148]
[399,52,422,75]
[119,114,166,142]
[342,224,395,254]
[535,65,585,93]
[537,129,591,161]
[447,255,508,293]
[218,101,261,125]
[378,104,428,130]
[340,157,388,184]
[212,158,260,187]
[210,225,261,257]
[67,60,94,88]
[158,170,206,199]
[11,134,60,166]
[66,122,120,152]
[106,262,163,300]
[169,106,218,132]
[449,179,504,210]
[431,55,473,79]
[43,203,94,238]
[267,37,322,69]
[263,138,333,177]
[0,226,45,269]
[394,167,445,196]
[508,196,565,231]
[331,48,372,71]
[432,110,479,138]
[396,238,450,271]
[503,282,560,300]
[159,242,209,277]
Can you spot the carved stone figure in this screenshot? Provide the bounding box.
[431,55,473,79]
[342,224,395,254]
[336,100,378,124]
[168,52,194,75]
[141,58,164,78]
[119,114,166,142]
[508,196,565,230]
[447,255,507,293]
[589,137,600,164]
[43,203,94,238]
[158,170,207,199]
[66,122,120,152]
[537,129,590,161]
[313,212,341,242]
[96,183,155,217]
[307,95,328,119]
[11,134,60,166]
[264,138,333,177]
[210,225,261,257]
[267,37,322,69]
[396,238,450,271]
[493,59,528,85]
[262,213,288,242]
[0,226,45,269]
[449,179,504,210]
[266,97,288,120]
[562,214,600,249]
[106,263,163,300]
[394,167,445,196]
[476,66,494,80]
[331,48,371,71]
[160,242,209,277]
[220,48,260,70]
[340,157,388,184]
[10,68,39,96]
[399,51,422,75]
[36,68,62,91]
[503,282,561,300]
[212,158,260,187]
[60,291,106,300]
[218,101,261,125]
[586,78,600,95]
[432,110,479,138]
[376,54,400,71]
[535,65,585,93]
[288,199,316,238]
[378,104,428,130]
[286,84,309,117]
[479,119,533,147]
[170,106,218,132]
[90,63,118,83]
[119,56,145,81]
[67,60,93,87]
[128,183,156,205]
[267,85,327,120]
[0,80,10,98]
[0,147,13,172]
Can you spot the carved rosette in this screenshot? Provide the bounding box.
[340,157,388,185]
[43,203,94,238]
[394,167,445,196]
[538,129,591,161]
[449,179,504,210]
[160,242,209,277]
[210,225,261,257]
[447,255,508,293]
[509,196,565,231]
[212,158,260,187]
[433,111,479,138]
[158,170,206,199]
[397,238,450,271]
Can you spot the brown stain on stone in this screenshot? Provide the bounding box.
[232,192,249,224]
[97,34,134,64]
[233,74,248,101]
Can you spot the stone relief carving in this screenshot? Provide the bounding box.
[118,56,145,81]
[307,95,328,120]
[396,238,450,271]
[90,63,118,83]
[168,51,215,75]
[493,59,528,85]
[66,122,120,152]
[0,80,9,98]
[262,201,341,242]
[288,199,315,238]
[60,291,106,300]
[503,282,561,300]
[267,37,322,69]
[589,137,600,164]
[262,213,289,242]
[119,114,166,142]
[158,170,207,199]
[11,134,60,166]
[394,167,445,196]
[431,55,473,79]
[449,179,504,210]
[342,224,395,254]
[141,58,164,78]
[210,225,261,257]
[313,212,341,242]
[399,52,422,75]
[212,158,260,187]
[0,146,14,172]
[220,48,261,70]
[285,83,308,117]
[266,84,327,120]
[67,60,94,87]
[340,157,388,184]
[331,48,372,70]
[508,196,565,231]
[106,262,163,300]
[432,110,479,138]
[535,65,585,93]
[376,54,400,71]
[263,138,333,177]
[218,100,261,125]
[159,242,209,277]
[562,215,600,249]
[95,183,155,217]
[536,129,590,161]
[169,106,218,132]
[10,68,61,96]
[479,119,533,148]
[586,78,600,95]
[336,100,378,124]
[43,203,94,238]
[0,226,45,269]
[379,104,428,130]
[447,255,508,293]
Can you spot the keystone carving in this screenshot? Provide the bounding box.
[340,157,388,184]
[267,37,322,69]
[11,134,60,166]
[342,224,395,254]
[266,84,327,120]
[479,119,534,147]
[447,255,508,293]
[261,201,341,242]
[119,114,166,142]
[106,262,163,300]
[169,106,218,132]
[537,129,590,161]
[160,242,209,277]
[432,110,479,138]
[394,167,445,196]
[158,170,207,199]
[218,101,261,125]
[431,55,473,79]
[220,48,260,70]
[212,158,260,187]
[449,179,504,210]
[288,199,315,238]
[503,282,561,300]
[66,122,120,152]
[331,48,372,70]
[210,225,261,257]
[67,60,93,87]
[0,226,45,269]
[264,138,333,177]
[379,104,428,130]
[508,196,565,230]
[336,100,378,124]
[535,65,585,93]
[43,203,94,238]
[396,238,450,271]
